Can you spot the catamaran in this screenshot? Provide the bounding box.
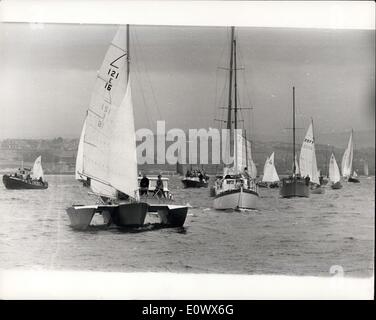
[258,152,279,188]
[280,87,310,198]
[341,130,359,183]
[212,27,259,210]
[2,156,48,189]
[66,26,188,230]
[329,153,342,189]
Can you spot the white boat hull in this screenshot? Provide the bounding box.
[66,202,148,230]
[213,189,259,210]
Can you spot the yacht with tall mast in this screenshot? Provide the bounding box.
[280,87,310,198]
[213,27,259,210]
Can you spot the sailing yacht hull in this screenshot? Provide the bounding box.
[2,175,48,190]
[213,189,259,210]
[280,178,309,198]
[348,177,360,183]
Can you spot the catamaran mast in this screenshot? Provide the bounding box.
[126,24,130,82]
[227,27,235,130]
[292,86,296,175]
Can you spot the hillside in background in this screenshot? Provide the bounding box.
[0,135,374,176]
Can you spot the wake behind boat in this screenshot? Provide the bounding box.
[2,156,48,190]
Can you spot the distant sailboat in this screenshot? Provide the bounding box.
[2,155,48,190]
[363,160,369,176]
[341,130,359,183]
[280,87,310,198]
[329,153,342,189]
[299,119,323,194]
[259,152,279,188]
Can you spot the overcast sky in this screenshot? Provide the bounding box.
[0,23,374,143]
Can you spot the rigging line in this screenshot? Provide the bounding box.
[133,29,163,121]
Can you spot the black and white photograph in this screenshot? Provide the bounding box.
[0,1,374,301]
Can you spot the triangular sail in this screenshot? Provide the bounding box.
[82,27,130,197]
[341,131,353,178]
[75,117,87,181]
[329,153,341,183]
[31,156,44,180]
[246,139,257,178]
[294,154,300,175]
[364,161,369,176]
[299,122,319,184]
[262,152,279,182]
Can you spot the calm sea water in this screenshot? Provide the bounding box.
[0,174,374,277]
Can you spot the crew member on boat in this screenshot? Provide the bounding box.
[153,174,166,198]
[139,174,149,196]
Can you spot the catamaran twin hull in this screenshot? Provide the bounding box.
[66,202,188,230]
[2,175,48,190]
[213,188,259,210]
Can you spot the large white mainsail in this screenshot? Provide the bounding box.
[246,139,257,179]
[262,152,279,182]
[81,27,138,199]
[299,122,319,184]
[341,131,353,178]
[31,156,44,180]
[329,153,341,183]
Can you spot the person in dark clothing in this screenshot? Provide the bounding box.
[305,175,310,186]
[153,175,166,198]
[140,174,149,196]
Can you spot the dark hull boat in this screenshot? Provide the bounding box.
[2,175,48,190]
[280,177,309,198]
[181,177,208,188]
[331,181,342,189]
[348,177,360,183]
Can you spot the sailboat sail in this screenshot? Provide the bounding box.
[329,153,341,183]
[299,122,319,184]
[75,118,87,181]
[341,131,353,178]
[82,27,133,197]
[262,152,279,182]
[364,161,369,176]
[31,156,44,180]
[294,154,300,175]
[246,139,257,179]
